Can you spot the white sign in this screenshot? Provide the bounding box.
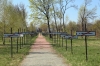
[19,34,23,37]
[76,31,96,36]
[64,35,78,39]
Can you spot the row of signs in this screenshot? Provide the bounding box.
[3,32,35,38]
[5,31,95,38]
[49,32,66,35]
[49,31,96,39]
[14,32,34,35]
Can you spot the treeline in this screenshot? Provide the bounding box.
[29,0,100,38]
[0,0,27,37]
[39,20,100,38]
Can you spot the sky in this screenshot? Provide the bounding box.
[12,0,31,24]
[12,0,100,24]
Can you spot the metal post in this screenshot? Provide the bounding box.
[66,39,67,51]
[20,28,21,49]
[62,37,63,47]
[85,36,88,61]
[24,29,25,45]
[57,34,58,45]
[22,29,23,47]
[11,28,13,58]
[16,29,19,53]
[85,21,88,61]
[58,29,60,46]
[59,36,61,47]
[52,34,53,44]
[71,30,73,54]
[30,33,31,46]
[3,20,5,45]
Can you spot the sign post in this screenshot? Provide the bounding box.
[52,33,54,45]
[71,30,73,54]
[22,29,23,47]
[24,29,25,45]
[60,32,67,47]
[16,29,19,53]
[11,28,13,58]
[20,28,21,49]
[65,38,67,50]
[64,34,78,51]
[76,31,96,61]
[85,24,87,61]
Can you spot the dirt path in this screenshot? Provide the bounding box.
[19,34,68,66]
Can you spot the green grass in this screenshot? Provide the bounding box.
[0,35,37,66]
[46,36,100,66]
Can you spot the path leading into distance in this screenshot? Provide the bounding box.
[19,34,68,66]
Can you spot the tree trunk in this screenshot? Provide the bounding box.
[82,21,84,31]
[63,14,65,32]
[47,16,52,38]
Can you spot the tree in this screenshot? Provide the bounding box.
[4,3,27,31]
[56,10,63,32]
[19,4,27,29]
[0,0,27,45]
[0,0,8,36]
[66,21,77,34]
[39,23,48,32]
[58,0,76,32]
[29,0,54,38]
[0,0,27,34]
[28,22,36,32]
[93,20,100,38]
[52,3,58,32]
[78,0,96,31]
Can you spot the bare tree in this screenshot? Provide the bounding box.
[59,0,76,32]
[52,3,58,32]
[19,4,27,29]
[78,0,96,31]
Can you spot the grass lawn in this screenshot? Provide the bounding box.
[0,35,37,66]
[46,36,100,66]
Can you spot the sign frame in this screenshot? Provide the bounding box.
[3,33,24,38]
[76,31,96,36]
[64,35,78,39]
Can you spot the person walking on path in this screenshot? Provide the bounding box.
[19,34,68,66]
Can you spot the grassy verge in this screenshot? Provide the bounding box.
[0,35,37,66]
[46,36,100,66]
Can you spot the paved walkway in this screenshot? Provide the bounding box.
[19,34,68,66]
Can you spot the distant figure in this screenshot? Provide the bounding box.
[38,28,42,35]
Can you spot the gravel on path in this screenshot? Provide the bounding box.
[19,34,69,66]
